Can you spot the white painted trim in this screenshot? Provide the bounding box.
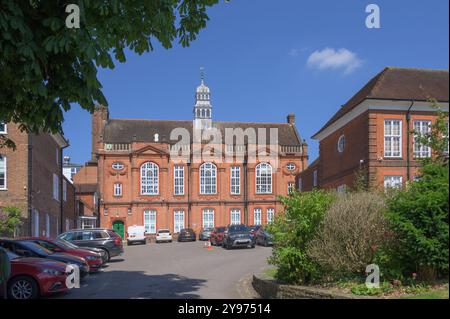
[384,119,403,158]
[0,123,7,134]
[0,155,6,190]
[313,99,449,141]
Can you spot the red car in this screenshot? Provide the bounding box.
[2,250,68,299]
[19,237,103,272]
[210,226,226,246]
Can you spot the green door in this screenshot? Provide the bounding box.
[112,221,125,239]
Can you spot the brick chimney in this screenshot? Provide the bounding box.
[91,105,109,161]
[287,113,295,125]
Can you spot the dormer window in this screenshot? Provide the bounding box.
[112,162,124,170]
[154,133,159,142]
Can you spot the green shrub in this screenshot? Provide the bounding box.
[382,163,449,281]
[0,206,23,237]
[267,190,336,284]
[351,282,394,296]
[308,192,389,277]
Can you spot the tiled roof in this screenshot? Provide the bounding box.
[102,119,303,146]
[314,67,449,136]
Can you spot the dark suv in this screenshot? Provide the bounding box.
[222,224,255,249]
[58,228,124,261]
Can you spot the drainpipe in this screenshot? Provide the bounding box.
[406,100,415,182]
[60,144,69,234]
[187,155,192,228]
[243,154,248,226]
[27,135,33,236]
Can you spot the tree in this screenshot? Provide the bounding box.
[0,0,220,143]
[267,190,336,284]
[0,206,23,237]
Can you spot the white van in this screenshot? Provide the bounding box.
[127,225,146,245]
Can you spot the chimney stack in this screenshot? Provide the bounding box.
[287,113,295,125]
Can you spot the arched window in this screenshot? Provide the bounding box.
[200,162,217,194]
[256,163,272,194]
[141,162,159,195]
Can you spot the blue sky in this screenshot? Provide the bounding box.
[63,0,449,164]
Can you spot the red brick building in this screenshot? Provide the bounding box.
[0,123,78,237]
[297,67,449,192]
[76,78,308,238]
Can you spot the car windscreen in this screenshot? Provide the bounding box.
[216,227,225,232]
[7,251,20,260]
[55,239,78,250]
[228,225,248,232]
[18,241,52,256]
[158,230,170,234]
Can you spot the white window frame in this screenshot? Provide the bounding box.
[174,165,185,195]
[253,208,262,226]
[0,123,7,134]
[63,179,67,202]
[112,162,125,170]
[230,166,241,195]
[114,183,122,197]
[174,210,185,233]
[144,210,157,234]
[202,209,214,228]
[0,155,6,190]
[286,163,296,171]
[141,162,159,195]
[414,120,432,158]
[200,162,217,195]
[53,174,59,201]
[288,182,295,194]
[65,218,70,231]
[313,170,318,187]
[384,120,402,158]
[230,209,241,225]
[337,135,345,153]
[256,163,272,194]
[45,213,50,238]
[337,184,347,193]
[384,176,403,189]
[267,208,275,224]
[33,210,40,237]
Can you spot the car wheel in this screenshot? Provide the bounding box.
[127,240,131,246]
[101,249,110,261]
[8,276,39,300]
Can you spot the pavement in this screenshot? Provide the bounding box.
[58,240,272,299]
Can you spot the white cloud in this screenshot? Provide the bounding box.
[306,48,363,74]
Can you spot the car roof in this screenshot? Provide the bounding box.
[62,228,113,232]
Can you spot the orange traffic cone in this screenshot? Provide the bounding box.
[207,240,213,251]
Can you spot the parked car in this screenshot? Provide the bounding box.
[210,227,226,246]
[177,228,196,242]
[222,224,255,249]
[126,225,146,245]
[0,239,89,279]
[255,228,273,247]
[57,228,124,261]
[199,227,214,241]
[1,250,68,299]
[155,229,172,243]
[19,237,104,272]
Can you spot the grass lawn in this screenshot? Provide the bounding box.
[401,287,449,299]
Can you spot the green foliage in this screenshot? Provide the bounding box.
[0,206,23,237]
[267,190,336,284]
[351,282,394,296]
[413,100,449,165]
[0,0,219,136]
[308,192,388,277]
[382,162,449,280]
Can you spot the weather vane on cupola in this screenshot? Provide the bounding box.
[193,67,212,129]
